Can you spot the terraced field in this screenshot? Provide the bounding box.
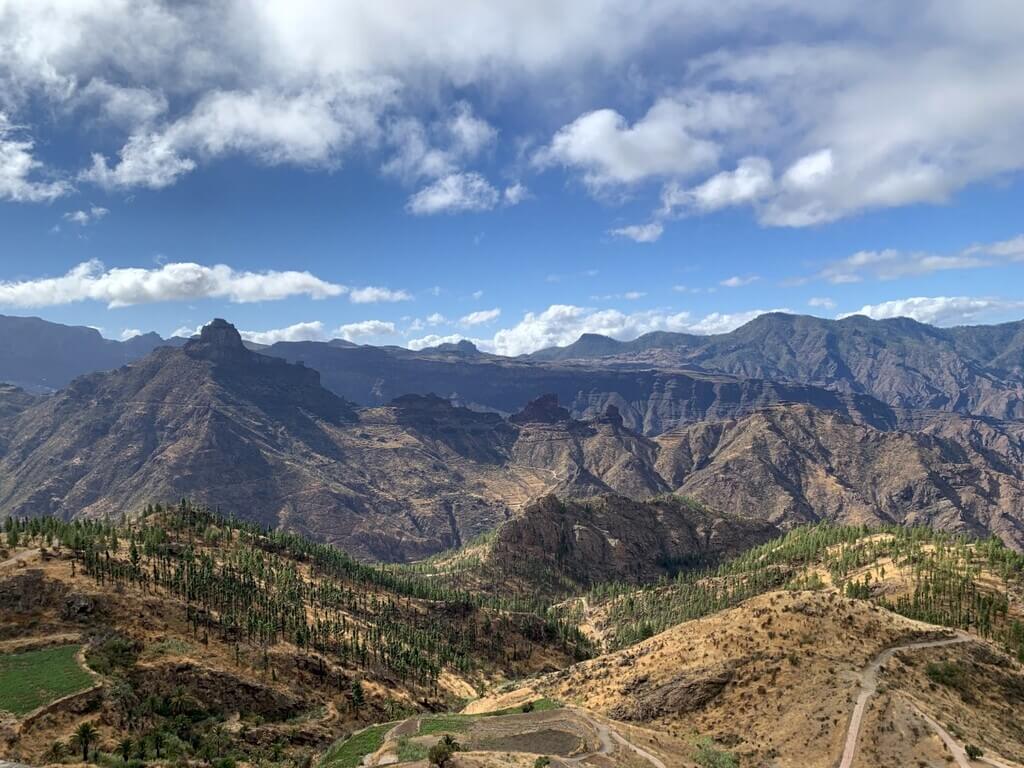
[0,645,94,716]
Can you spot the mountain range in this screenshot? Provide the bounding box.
[1,317,1023,557]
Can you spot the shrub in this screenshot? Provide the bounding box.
[966,744,984,759]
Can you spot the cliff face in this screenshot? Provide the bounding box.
[487,494,779,588]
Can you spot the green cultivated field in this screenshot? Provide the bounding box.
[0,645,94,716]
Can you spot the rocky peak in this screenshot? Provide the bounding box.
[598,404,624,427]
[510,393,571,424]
[185,319,249,362]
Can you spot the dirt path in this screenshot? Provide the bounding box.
[838,632,970,768]
[567,709,667,768]
[0,549,38,572]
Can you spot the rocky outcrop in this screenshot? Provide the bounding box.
[488,494,779,587]
[609,662,737,721]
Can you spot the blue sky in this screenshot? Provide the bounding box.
[1,1,1022,354]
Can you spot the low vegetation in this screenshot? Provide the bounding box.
[0,645,94,716]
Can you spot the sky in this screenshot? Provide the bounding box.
[0,1,1023,355]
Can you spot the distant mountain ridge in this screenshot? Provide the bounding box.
[530,312,1024,420]
[4,312,1024,433]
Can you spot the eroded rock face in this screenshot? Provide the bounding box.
[489,495,779,588]
[609,663,737,721]
[0,570,67,613]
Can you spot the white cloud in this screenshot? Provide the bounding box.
[63,206,109,225]
[503,182,529,206]
[481,304,794,355]
[686,309,786,334]
[610,222,663,243]
[119,328,143,340]
[406,333,484,351]
[661,156,773,215]
[348,286,412,304]
[383,101,496,182]
[239,321,327,345]
[0,114,71,202]
[810,234,1024,284]
[808,297,836,309]
[720,275,759,288]
[471,290,484,300]
[0,260,346,308]
[335,320,396,342]
[460,308,501,326]
[839,296,1024,326]
[83,86,391,189]
[407,172,500,215]
[534,92,757,190]
[426,312,447,324]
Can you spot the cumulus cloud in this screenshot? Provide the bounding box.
[610,222,663,243]
[459,308,501,326]
[348,286,412,304]
[808,297,836,309]
[534,92,756,190]
[0,260,346,308]
[238,321,327,345]
[0,114,71,202]
[83,87,390,189]
[503,183,529,206]
[119,328,142,340]
[406,333,484,351]
[460,304,790,356]
[334,320,397,342]
[660,156,773,216]
[839,296,1024,326]
[407,172,500,215]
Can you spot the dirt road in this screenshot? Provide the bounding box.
[838,632,970,768]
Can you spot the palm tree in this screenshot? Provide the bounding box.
[45,739,68,763]
[150,730,166,759]
[72,722,99,762]
[117,737,134,762]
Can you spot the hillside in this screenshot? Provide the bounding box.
[533,590,1024,767]
[0,504,588,766]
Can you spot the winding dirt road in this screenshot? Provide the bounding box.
[838,632,970,768]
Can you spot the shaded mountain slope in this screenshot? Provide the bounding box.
[0,314,183,392]
[265,338,896,435]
